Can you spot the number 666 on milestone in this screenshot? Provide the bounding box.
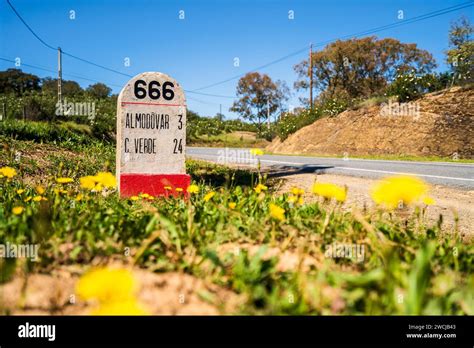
[116,72,190,197]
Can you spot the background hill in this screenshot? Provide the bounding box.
[267,86,474,159]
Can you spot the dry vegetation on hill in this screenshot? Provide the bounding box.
[268,86,474,159]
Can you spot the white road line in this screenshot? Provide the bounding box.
[334,167,474,182]
[188,148,474,167]
[187,154,474,182]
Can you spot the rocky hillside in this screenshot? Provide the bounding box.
[268,86,474,158]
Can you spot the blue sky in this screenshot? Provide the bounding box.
[0,0,472,118]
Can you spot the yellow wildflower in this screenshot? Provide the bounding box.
[423,196,435,205]
[228,202,236,209]
[250,148,264,156]
[254,183,268,193]
[312,182,347,202]
[56,177,74,184]
[91,299,147,316]
[80,176,96,190]
[16,189,25,194]
[371,175,433,209]
[0,166,17,178]
[164,186,172,191]
[288,195,304,205]
[269,203,285,221]
[291,187,305,196]
[32,195,43,202]
[76,267,137,303]
[24,197,32,202]
[12,206,24,215]
[75,194,84,201]
[187,184,199,194]
[203,191,215,202]
[130,196,139,201]
[95,172,116,188]
[35,186,45,195]
[175,187,183,192]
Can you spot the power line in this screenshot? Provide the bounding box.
[6,0,236,99]
[6,0,473,101]
[191,1,473,92]
[0,57,123,88]
[5,0,56,50]
[0,56,235,98]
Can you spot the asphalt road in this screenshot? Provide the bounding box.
[187,147,474,190]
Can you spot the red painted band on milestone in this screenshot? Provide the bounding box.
[121,101,186,107]
[120,173,191,198]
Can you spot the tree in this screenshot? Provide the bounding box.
[0,69,41,95]
[41,77,83,97]
[214,112,225,121]
[446,16,473,85]
[230,72,288,133]
[86,83,112,99]
[294,36,436,105]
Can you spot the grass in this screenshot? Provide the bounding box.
[190,131,269,148]
[265,150,474,164]
[1,133,473,315]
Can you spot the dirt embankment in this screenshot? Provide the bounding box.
[268,86,474,158]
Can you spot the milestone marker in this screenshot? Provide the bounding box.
[116,72,190,197]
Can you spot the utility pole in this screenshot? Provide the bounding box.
[219,103,222,116]
[267,99,270,129]
[57,47,63,121]
[309,43,313,110]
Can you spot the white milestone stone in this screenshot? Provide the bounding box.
[116,72,186,189]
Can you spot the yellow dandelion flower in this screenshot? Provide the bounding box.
[187,184,199,194]
[56,177,74,184]
[164,186,172,191]
[250,148,264,156]
[16,189,25,194]
[288,195,298,204]
[35,186,45,195]
[24,197,32,202]
[175,187,183,192]
[130,196,139,201]
[312,182,347,202]
[269,203,285,221]
[76,267,137,303]
[75,194,84,201]
[371,175,432,209]
[140,193,150,199]
[80,176,96,190]
[423,196,435,205]
[228,202,236,209]
[93,183,103,192]
[32,195,43,202]
[95,172,116,188]
[0,166,17,178]
[203,191,215,202]
[12,206,24,215]
[291,187,305,196]
[254,183,268,193]
[91,299,147,316]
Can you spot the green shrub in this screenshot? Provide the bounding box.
[386,72,450,102]
[276,108,321,140]
[0,120,98,147]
